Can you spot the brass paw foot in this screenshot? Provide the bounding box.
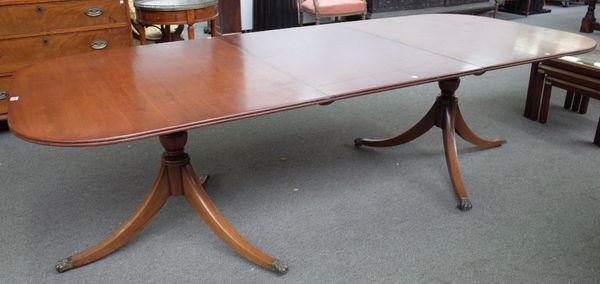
[55,257,74,273]
[272,259,289,275]
[353,138,364,147]
[457,198,472,211]
[198,174,209,185]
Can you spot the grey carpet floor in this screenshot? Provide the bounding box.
[1,5,600,284]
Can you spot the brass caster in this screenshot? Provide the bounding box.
[55,257,74,273]
[272,258,289,275]
[353,138,364,147]
[457,198,473,211]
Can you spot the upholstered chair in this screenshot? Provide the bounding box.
[129,0,164,42]
[297,0,367,25]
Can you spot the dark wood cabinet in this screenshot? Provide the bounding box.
[0,0,132,121]
[217,0,241,34]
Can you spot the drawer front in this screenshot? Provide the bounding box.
[0,76,10,117]
[0,27,131,74]
[0,0,129,37]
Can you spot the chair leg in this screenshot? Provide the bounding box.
[138,25,146,45]
[299,12,304,26]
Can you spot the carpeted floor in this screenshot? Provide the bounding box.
[1,4,599,284]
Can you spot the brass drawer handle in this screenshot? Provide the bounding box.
[90,40,108,50]
[85,7,103,17]
[0,91,7,100]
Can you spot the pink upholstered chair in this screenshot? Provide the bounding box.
[297,0,367,25]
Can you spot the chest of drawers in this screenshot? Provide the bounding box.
[0,0,132,121]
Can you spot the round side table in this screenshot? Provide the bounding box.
[134,0,219,45]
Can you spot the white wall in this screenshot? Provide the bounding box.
[241,0,253,31]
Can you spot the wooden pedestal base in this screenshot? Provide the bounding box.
[55,131,287,274]
[355,78,505,211]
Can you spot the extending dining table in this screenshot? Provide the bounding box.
[7,14,596,274]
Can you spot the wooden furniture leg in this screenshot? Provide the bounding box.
[579,96,590,114]
[55,167,170,272]
[525,62,545,120]
[595,116,600,146]
[210,19,216,37]
[564,91,574,109]
[138,23,147,45]
[56,131,287,274]
[455,106,505,148]
[572,93,582,112]
[354,78,505,211]
[187,10,196,40]
[539,80,553,123]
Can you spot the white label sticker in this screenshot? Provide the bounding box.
[10,96,19,101]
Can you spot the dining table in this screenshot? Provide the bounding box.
[7,14,596,274]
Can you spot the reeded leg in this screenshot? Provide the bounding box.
[187,24,195,40]
[354,105,435,147]
[454,107,505,148]
[181,165,288,274]
[56,167,171,272]
[186,10,196,40]
[441,104,472,211]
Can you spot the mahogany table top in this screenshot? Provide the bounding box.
[8,14,596,146]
